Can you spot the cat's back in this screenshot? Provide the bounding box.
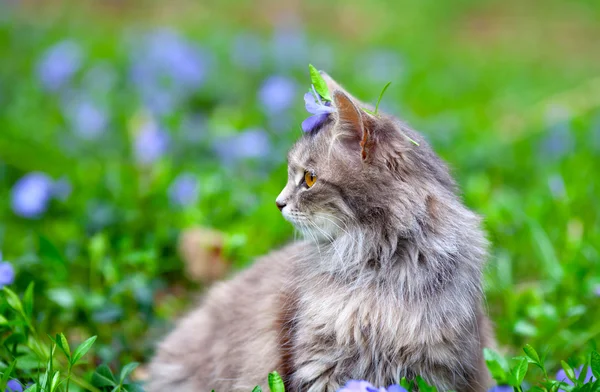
[147,241,306,392]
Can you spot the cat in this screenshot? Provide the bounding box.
[147,71,496,392]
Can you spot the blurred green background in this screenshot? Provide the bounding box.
[0,0,599,387]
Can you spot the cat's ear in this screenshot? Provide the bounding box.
[332,90,374,161]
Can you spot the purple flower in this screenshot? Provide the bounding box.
[214,128,271,163]
[338,381,407,392]
[5,379,23,392]
[385,386,408,392]
[11,172,54,218]
[594,285,600,297]
[488,386,512,392]
[556,365,595,389]
[65,98,108,140]
[258,75,297,114]
[231,33,263,70]
[134,118,169,164]
[130,29,208,114]
[0,252,16,289]
[36,40,83,92]
[301,90,335,133]
[168,173,200,207]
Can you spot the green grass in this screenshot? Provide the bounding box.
[0,0,599,390]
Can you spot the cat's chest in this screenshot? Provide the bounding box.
[294,281,428,350]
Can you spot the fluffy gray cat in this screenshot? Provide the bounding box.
[147,72,495,392]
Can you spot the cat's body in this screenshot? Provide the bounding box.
[148,72,495,392]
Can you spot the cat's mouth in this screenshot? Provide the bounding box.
[283,210,341,243]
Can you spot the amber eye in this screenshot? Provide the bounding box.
[304,171,317,188]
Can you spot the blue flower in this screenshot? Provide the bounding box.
[36,40,83,92]
[168,173,200,208]
[5,379,23,392]
[0,252,16,289]
[134,118,169,165]
[556,365,595,389]
[488,386,512,392]
[301,90,335,133]
[595,285,600,297]
[130,29,208,115]
[64,97,108,140]
[214,128,271,164]
[11,172,54,218]
[258,75,297,115]
[338,380,407,392]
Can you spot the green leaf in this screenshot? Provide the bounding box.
[0,314,7,325]
[362,107,376,115]
[59,333,71,359]
[28,335,49,361]
[3,287,24,315]
[0,359,17,386]
[49,370,60,392]
[39,234,67,266]
[511,356,528,385]
[399,377,412,389]
[24,384,38,392]
[72,335,97,364]
[404,134,420,146]
[123,383,145,392]
[119,362,139,384]
[523,344,541,364]
[374,81,391,115]
[268,371,285,392]
[484,348,509,383]
[308,64,331,101]
[561,361,577,384]
[92,364,117,387]
[23,282,34,318]
[591,351,600,380]
[252,386,263,392]
[416,376,437,392]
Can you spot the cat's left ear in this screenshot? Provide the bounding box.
[332,90,375,161]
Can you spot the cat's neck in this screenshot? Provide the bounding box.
[297,202,487,303]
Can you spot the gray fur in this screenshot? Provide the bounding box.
[147,73,495,392]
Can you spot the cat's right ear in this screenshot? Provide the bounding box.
[332,90,375,161]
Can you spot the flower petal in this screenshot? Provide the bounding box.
[304,92,321,114]
[314,101,336,115]
[338,380,375,392]
[386,385,409,392]
[301,113,328,132]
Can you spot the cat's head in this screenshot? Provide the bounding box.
[276,72,456,243]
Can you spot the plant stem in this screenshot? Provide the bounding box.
[66,363,71,392]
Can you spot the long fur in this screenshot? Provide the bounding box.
[147,75,495,392]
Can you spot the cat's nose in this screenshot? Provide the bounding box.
[275,200,286,211]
